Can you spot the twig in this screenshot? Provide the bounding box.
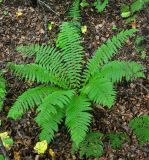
[43,11,49,41]
[37,0,49,41]
[136,82,149,93]
[37,0,59,16]
[0,137,9,160]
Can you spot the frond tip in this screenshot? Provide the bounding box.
[65,96,92,146]
[100,60,145,83]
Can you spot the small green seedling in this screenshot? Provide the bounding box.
[80,0,89,7]
[135,36,145,52]
[107,132,129,149]
[93,0,109,13]
[121,5,131,18]
[129,116,149,144]
[48,22,54,31]
[3,10,8,16]
[112,25,118,30]
[72,132,104,158]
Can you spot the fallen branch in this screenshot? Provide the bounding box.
[0,137,9,160]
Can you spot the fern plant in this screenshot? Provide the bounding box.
[129,115,149,144]
[72,132,104,158]
[107,132,128,149]
[68,0,81,19]
[0,73,6,111]
[7,22,144,147]
[131,0,149,14]
[93,0,109,13]
[121,0,149,18]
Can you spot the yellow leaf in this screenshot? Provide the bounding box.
[49,148,55,158]
[81,25,87,34]
[0,132,9,139]
[0,132,13,150]
[14,151,21,160]
[48,22,54,31]
[34,140,48,154]
[16,11,23,17]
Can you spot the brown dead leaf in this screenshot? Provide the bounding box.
[99,157,107,160]
[131,21,137,29]
[14,151,21,160]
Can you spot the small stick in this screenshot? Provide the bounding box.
[43,11,49,41]
[37,0,49,41]
[136,82,149,93]
[37,0,59,16]
[0,137,9,160]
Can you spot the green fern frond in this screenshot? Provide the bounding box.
[35,90,74,142]
[0,76,6,110]
[34,46,69,86]
[100,60,145,83]
[65,96,92,146]
[7,63,67,88]
[83,29,137,84]
[68,0,81,19]
[129,115,149,144]
[72,132,104,158]
[17,45,70,87]
[56,22,84,89]
[8,86,58,119]
[81,76,116,108]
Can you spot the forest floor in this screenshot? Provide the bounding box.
[0,0,149,159]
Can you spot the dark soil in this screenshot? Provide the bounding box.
[0,0,149,159]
